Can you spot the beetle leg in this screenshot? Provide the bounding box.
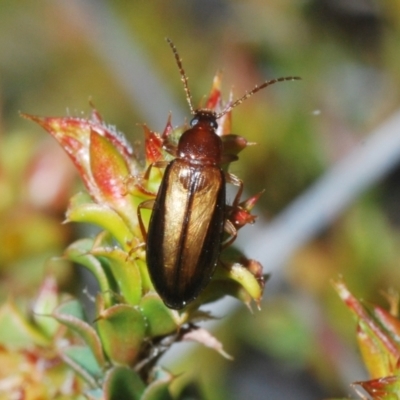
[222,219,237,248]
[137,199,155,241]
[126,241,146,261]
[163,141,178,157]
[144,160,169,180]
[226,172,243,209]
[134,160,170,196]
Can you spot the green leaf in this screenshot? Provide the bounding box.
[96,304,146,366]
[92,247,142,306]
[0,300,49,349]
[65,239,113,308]
[142,367,174,400]
[214,262,263,304]
[104,366,145,400]
[61,345,103,387]
[140,293,178,337]
[32,275,60,337]
[84,388,104,400]
[53,300,106,367]
[66,199,134,251]
[56,298,88,321]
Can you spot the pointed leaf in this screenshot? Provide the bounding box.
[55,298,88,321]
[53,300,106,367]
[32,275,60,337]
[0,301,49,349]
[142,367,174,400]
[22,112,139,200]
[355,375,400,399]
[92,247,142,306]
[66,197,134,249]
[64,239,113,308]
[221,134,249,157]
[139,293,178,337]
[136,258,153,294]
[356,323,392,379]
[373,305,400,343]
[333,279,400,367]
[182,327,233,360]
[143,124,163,164]
[61,345,103,387]
[96,304,146,365]
[89,129,130,202]
[85,388,104,400]
[104,366,145,400]
[22,114,94,190]
[214,262,264,305]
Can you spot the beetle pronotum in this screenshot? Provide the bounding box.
[138,39,300,309]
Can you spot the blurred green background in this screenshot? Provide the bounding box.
[1,1,400,399]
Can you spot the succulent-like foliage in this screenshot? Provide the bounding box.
[333,279,400,399]
[4,76,265,398]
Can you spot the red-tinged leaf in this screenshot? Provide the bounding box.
[143,124,163,164]
[354,375,400,399]
[22,111,140,204]
[373,306,400,344]
[333,279,400,372]
[96,303,146,366]
[228,204,257,230]
[240,191,264,213]
[160,114,173,140]
[205,73,222,110]
[182,326,233,360]
[90,115,135,167]
[356,323,393,379]
[22,114,94,190]
[246,258,264,278]
[89,129,130,201]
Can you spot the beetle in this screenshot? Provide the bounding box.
[138,38,300,309]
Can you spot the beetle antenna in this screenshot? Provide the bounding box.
[166,38,195,115]
[215,76,301,119]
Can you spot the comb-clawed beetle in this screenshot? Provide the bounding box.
[138,39,300,309]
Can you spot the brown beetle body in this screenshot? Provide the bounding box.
[139,39,300,309]
[147,113,225,309]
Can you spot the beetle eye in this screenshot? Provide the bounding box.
[190,117,199,127]
[210,120,218,129]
